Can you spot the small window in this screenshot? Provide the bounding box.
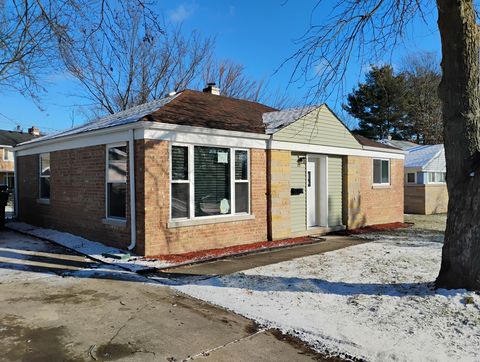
[234,150,249,213]
[106,144,127,219]
[171,146,190,219]
[373,159,390,185]
[39,153,50,199]
[428,172,446,184]
[3,148,13,161]
[436,172,446,183]
[407,172,416,184]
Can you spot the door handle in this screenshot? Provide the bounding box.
[307,171,311,187]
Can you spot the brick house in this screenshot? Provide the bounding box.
[0,128,39,189]
[14,88,404,256]
[403,144,447,214]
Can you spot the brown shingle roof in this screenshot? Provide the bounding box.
[354,135,401,150]
[145,89,277,134]
[0,129,37,146]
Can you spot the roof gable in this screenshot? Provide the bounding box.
[405,144,445,170]
[266,104,362,149]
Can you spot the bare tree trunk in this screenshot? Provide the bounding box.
[436,0,480,290]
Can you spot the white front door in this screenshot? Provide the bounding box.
[307,159,318,227]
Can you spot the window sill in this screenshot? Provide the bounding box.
[36,198,50,205]
[168,214,255,228]
[372,184,391,189]
[102,218,127,227]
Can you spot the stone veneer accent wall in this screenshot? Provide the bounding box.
[267,149,292,240]
[344,156,404,228]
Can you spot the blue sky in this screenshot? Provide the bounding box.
[0,0,441,133]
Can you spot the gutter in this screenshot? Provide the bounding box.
[128,129,136,251]
[361,145,406,155]
[14,121,271,153]
[13,150,18,218]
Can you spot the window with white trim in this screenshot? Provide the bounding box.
[373,159,390,185]
[3,148,13,161]
[171,146,190,219]
[427,172,446,184]
[170,145,250,220]
[39,153,50,199]
[106,144,127,219]
[406,172,416,184]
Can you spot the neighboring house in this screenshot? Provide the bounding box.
[0,128,39,189]
[403,144,447,214]
[379,138,418,151]
[14,87,404,256]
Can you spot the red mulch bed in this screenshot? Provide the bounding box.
[336,222,413,235]
[150,236,317,264]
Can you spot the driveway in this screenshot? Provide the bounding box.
[0,230,324,361]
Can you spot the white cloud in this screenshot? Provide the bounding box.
[168,3,196,23]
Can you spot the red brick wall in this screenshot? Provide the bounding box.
[17,145,132,249]
[16,140,268,256]
[344,156,404,228]
[137,140,268,256]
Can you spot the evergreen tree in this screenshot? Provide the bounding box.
[343,65,410,140]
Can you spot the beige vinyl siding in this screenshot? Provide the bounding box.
[328,156,343,226]
[273,105,361,149]
[290,153,306,233]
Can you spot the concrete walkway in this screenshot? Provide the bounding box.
[0,230,335,361]
[160,235,367,277]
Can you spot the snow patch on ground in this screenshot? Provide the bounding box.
[7,222,175,272]
[173,229,480,361]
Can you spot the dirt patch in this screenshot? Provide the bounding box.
[244,321,260,334]
[0,314,84,361]
[269,328,356,362]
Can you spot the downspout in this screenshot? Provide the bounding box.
[128,129,136,251]
[13,149,18,219]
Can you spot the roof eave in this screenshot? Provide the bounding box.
[14,120,271,153]
[361,145,406,155]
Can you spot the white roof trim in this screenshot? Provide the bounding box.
[269,140,405,159]
[15,121,271,155]
[422,148,444,171]
[361,145,405,155]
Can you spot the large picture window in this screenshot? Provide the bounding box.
[373,159,390,185]
[39,153,50,199]
[170,145,250,220]
[106,144,127,219]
